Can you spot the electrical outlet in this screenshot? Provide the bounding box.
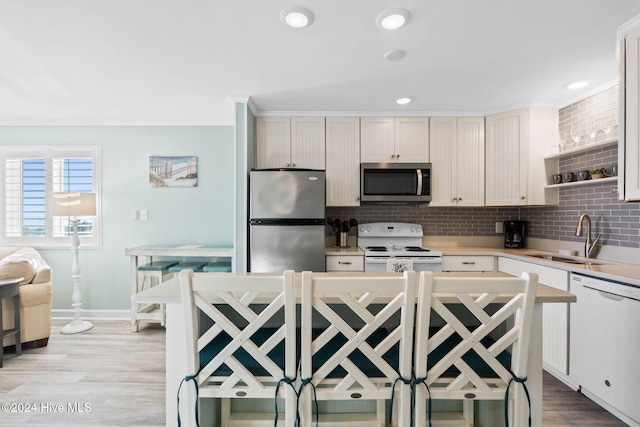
[495,221,504,234]
[140,209,148,221]
[131,209,138,220]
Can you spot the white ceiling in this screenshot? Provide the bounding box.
[2,0,640,126]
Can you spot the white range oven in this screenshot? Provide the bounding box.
[357,222,442,273]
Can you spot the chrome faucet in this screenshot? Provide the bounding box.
[575,214,601,258]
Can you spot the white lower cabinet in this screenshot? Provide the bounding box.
[442,255,494,272]
[326,255,364,272]
[498,257,570,381]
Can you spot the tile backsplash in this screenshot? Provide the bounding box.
[327,86,640,251]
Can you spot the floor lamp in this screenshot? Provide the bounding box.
[53,192,96,335]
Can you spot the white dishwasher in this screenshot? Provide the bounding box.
[570,272,640,427]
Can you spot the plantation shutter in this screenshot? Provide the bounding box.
[1,146,101,248]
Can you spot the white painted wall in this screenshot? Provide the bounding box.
[0,125,234,310]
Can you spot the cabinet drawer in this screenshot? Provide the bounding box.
[498,257,568,290]
[326,255,364,272]
[442,256,495,272]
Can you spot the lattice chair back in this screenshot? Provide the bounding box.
[413,271,538,427]
[299,271,417,427]
[179,270,297,426]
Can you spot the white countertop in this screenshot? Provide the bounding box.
[432,246,640,287]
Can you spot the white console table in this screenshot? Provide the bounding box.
[125,244,233,332]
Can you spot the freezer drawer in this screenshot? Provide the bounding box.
[249,224,326,272]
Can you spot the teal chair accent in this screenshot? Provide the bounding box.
[202,261,232,273]
[168,262,207,274]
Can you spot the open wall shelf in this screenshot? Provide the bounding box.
[544,176,618,189]
[544,138,618,160]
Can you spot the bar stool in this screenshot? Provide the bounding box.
[132,261,178,332]
[168,262,207,277]
[1,277,23,368]
[202,261,232,272]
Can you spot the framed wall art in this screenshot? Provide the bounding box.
[149,156,197,187]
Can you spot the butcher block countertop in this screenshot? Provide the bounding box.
[134,271,575,305]
[325,245,364,256]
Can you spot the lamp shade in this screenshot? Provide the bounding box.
[53,192,97,216]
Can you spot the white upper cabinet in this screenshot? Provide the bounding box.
[325,117,361,206]
[430,117,485,206]
[257,117,291,169]
[361,117,429,163]
[485,109,558,206]
[256,116,325,169]
[619,18,640,201]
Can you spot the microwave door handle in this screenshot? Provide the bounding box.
[416,169,423,195]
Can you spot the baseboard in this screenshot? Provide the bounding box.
[51,309,130,320]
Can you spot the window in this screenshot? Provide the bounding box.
[0,146,101,248]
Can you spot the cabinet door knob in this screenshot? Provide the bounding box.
[292,163,296,167]
[520,196,526,200]
[286,163,291,167]
[356,196,360,201]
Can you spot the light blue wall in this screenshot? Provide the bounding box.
[0,126,234,310]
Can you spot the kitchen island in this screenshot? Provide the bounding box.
[135,271,574,427]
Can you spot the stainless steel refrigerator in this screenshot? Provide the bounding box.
[249,169,326,272]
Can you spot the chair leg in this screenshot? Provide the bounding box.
[220,398,231,427]
[463,400,474,425]
[377,399,386,427]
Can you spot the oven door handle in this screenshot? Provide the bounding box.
[416,169,423,196]
[365,257,442,264]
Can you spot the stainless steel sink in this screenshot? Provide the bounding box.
[528,254,610,265]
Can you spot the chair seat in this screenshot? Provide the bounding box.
[138,261,178,271]
[202,262,232,272]
[168,262,206,273]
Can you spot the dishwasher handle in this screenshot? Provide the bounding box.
[584,284,626,302]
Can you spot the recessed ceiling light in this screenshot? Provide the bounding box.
[384,49,406,61]
[279,6,314,29]
[395,97,412,105]
[376,9,411,30]
[566,80,589,90]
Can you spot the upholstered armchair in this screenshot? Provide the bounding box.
[1,247,52,348]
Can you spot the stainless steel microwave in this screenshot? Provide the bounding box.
[360,163,431,203]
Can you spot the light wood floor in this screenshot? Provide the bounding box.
[0,320,628,426]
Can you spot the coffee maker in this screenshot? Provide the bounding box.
[504,220,526,249]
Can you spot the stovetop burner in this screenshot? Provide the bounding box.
[404,246,431,252]
[357,222,443,258]
[365,246,388,252]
